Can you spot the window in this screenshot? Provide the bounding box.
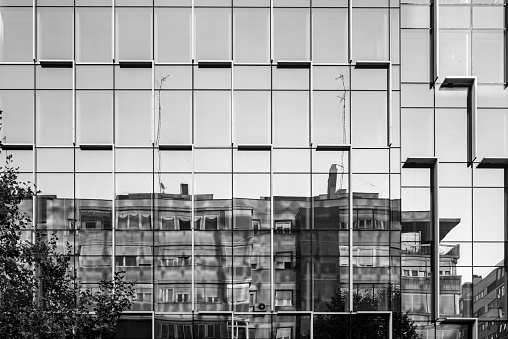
[204,216,218,230]
[160,258,175,266]
[276,327,292,339]
[177,325,192,339]
[252,220,261,234]
[135,292,152,303]
[115,256,137,267]
[0,8,33,61]
[275,221,291,234]
[275,290,293,306]
[176,290,190,303]
[275,252,292,269]
[179,218,191,230]
[159,288,174,303]
[160,324,175,339]
[161,217,175,230]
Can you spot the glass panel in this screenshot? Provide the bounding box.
[472,31,503,84]
[401,108,434,159]
[401,30,430,83]
[233,66,271,90]
[195,91,231,147]
[0,65,33,89]
[273,68,309,90]
[440,6,471,28]
[313,91,350,145]
[0,7,33,61]
[76,173,113,200]
[115,67,152,89]
[155,8,191,63]
[116,8,152,60]
[313,66,350,91]
[37,7,73,60]
[36,67,72,89]
[312,9,348,63]
[477,108,508,158]
[195,8,232,60]
[76,7,112,62]
[234,91,271,145]
[435,109,467,162]
[36,91,73,146]
[37,173,74,199]
[273,91,309,147]
[76,65,113,89]
[155,91,192,145]
[76,91,113,145]
[351,91,387,147]
[36,148,73,173]
[115,91,152,146]
[352,8,389,61]
[155,66,192,90]
[76,150,112,173]
[273,8,310,61]
[473,6,504,29]
[0,90,34,143]
[401,5,430,28]
[440,31,470,78]
[234,8,269,63]
[116,148,153,173]
[194,67,231,90]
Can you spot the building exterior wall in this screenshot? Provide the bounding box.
[1,1,508,338]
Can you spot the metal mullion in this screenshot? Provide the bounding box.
[191,145,195,312]
[348,148,353,312]
[112,0,115,62]
[348,0,352,63]
[270,145,274,313]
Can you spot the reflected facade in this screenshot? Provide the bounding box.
[1,1,507,339]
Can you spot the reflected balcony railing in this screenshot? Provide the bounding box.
[402,275,462,292]
[401,243,460,257]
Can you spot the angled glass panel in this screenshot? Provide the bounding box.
[401,108,434,159]
[312,9,348,63]
[36,90,73,146]
[155,90,192,145]
[0,7,33,61]
[352,8,389,61]
[351,91,387,148]
[473,6,504,29]
[76,65,113,89]
[0,65,33,89]
[435,108,467,162]
[76,90,113,145]
[36,148,73,173]
[115,8,152,60]
[115,91,152,146]
[234,8,269,63]
[233,66,271,90]
[76,7,112,62]
[36,66,72,89]
[440,31,470,78]
[273,91,309,147]
[313,91,350,145]
[37,7,73,60]
[76,150,112,173]
[401,30,430,83]
[477,108,508,158]
[234,91,270,145]
[273,8,310,61]
[195,8,232,60]
[472,31,503,84]
[195,91,231,147]
[0,90,34,143]
[155,8,191,62]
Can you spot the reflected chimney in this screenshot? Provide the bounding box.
[328,164,338,199]
[180,183,189,195]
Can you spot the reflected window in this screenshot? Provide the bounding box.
[176,289,191,303]
[179,218,191,230]
[276,327,292,339]
[204,216,218,230]
[275,221,291,234]
[161,217,175,230]
[275,252,292,269]
[0,8,33,61]
[252,220,260,234]
[275,290,293,306]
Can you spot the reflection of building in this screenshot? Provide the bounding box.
[460,263,507,339]
[401,212,462,339]
[35,168,403,339]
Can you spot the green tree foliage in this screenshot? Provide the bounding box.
[307,287,421,339]
[0,116,135,338]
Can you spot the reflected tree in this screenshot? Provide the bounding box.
[306,287,421,339]
[0,113,135,339]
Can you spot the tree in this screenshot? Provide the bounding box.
[0,112,135,338]
[307,287,421,339]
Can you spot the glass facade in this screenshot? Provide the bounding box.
[0,1,506,339]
